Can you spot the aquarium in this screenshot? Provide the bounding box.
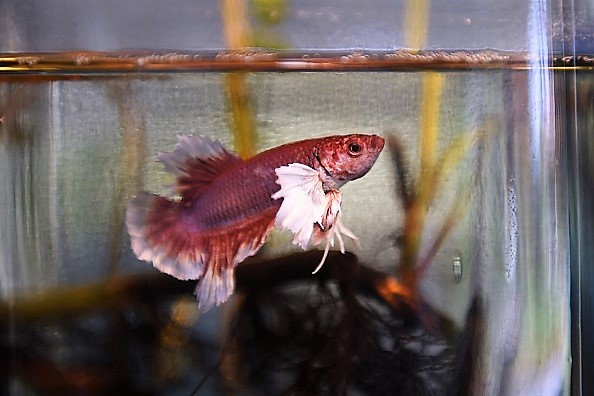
[0,0,591,395]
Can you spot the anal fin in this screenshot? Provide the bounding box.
[192,207,277,311]
[194,263,235,311]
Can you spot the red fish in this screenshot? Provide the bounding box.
[126,134,384,311]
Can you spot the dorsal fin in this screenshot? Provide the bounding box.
[158,135,242,201]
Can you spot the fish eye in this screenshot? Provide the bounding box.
[348,142,362,156]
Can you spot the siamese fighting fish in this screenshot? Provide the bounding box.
[126,134,384,311]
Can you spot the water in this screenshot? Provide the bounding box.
[0,50,587,395]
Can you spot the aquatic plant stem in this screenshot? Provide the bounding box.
[400,0,438,288]
[218,6,258,387]
[225,73,257,159]
[399,72,443,289]
[404,0,430,51]
[0,273,193,324]
[220,0,251,49]
[220,0,257,158]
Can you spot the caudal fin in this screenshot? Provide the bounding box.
[126,134,273,312]
[126,192,205,280]
[126,191,276,312]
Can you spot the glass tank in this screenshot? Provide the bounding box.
[0,0,591,395]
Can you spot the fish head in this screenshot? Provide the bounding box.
[316,134,385,189]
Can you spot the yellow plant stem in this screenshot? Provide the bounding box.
[220,0,257,158]
[400,198,426,286]
[225,73,257,159]
[404,0,430,51]
[419,72,443,201]
[220,0,251,49]
[399,72,444,289]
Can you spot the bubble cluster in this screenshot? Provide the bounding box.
[16,56,40,67]
[214,51,276,62]
[384,50,511,65]
[135,53,196,67]
[2,49,585,74]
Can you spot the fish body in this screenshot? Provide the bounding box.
[126,134,384,311]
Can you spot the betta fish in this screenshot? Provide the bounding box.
[126,134,384,311]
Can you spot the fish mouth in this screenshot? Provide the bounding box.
[369,135,385,153]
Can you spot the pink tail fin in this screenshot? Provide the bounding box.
[126,192,277,311]
[126,192,205,280]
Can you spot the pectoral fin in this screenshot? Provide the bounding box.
[271,163,359,274]
[272,163,326,248]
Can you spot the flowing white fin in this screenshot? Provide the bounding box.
[272,163,359,273]
[272,163,326,248]
[194,263,236,311]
